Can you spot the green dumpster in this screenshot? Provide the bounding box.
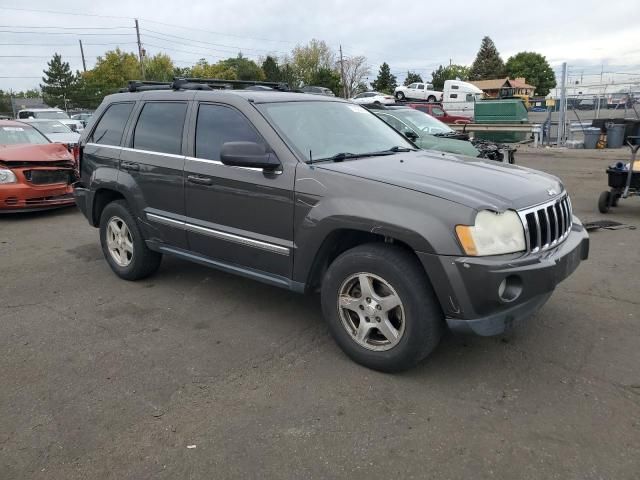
[474,98,529,143]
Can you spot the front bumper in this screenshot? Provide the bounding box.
[418,218,589,336]
[0,182,75,213]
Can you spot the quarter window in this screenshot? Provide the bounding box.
[195,104,262,160]
[90,102,134,146]
[133,102,187,155]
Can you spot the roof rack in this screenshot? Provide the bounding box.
[122,77,291,93]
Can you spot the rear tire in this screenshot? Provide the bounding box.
[395,91,405,101]
[598,191,611,214]
[427,95,436,103]
[321,243,443,372]
[99,200,162,280]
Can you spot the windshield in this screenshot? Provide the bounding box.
[257,101,413,161]
[0,125,49,145]
[31,121,71,134]
[388,109,454,135]
[34,111,70,120]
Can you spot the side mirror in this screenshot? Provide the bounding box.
[220,141,280,171]
[404,130,418,141]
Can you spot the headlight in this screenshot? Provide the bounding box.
[0,168,17,184]
[456,210,525,256]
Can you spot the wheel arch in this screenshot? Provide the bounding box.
[91,188,126,226]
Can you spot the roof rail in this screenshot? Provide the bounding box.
[123,77,291,93]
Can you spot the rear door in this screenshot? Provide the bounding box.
[119,101,189,249]
[183,102,295,280]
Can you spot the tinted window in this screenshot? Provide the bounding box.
[91,102,134,146]
[450,93,458,99]
[133,102,187,155]
[451,85,459,90]
[195,104,262,160]
[417,84,425,90]
[18,111,30,119]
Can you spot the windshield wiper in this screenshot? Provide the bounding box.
[308,146,415,164]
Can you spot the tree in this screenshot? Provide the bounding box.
[430,64,471,90]
[144,53,175,82]
[291,39,334,85]
[310,67,342,95]
[190,58,236,80]
[403,71,423,86]
[371,62,397,94]
[261,56,281,82]
[173,66,192,78]
[505,51,556,96]
[469,37,505,80]
[342,56,370,98]
[40,53,78,108]
[218,53,265,81]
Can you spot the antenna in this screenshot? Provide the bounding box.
[309,150,313,165]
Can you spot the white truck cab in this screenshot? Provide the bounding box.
[394,83,442,102]
[441,80,484,117]
[17,108,84,132]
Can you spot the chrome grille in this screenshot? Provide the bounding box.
[518,195,573,253]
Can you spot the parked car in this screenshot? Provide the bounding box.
[405,102,472,124]
[74,83,588,372]
[19,119,81,145]
[300,86,336,96]
[0,120,76,212]
[371,105,515,163]
[350,91,395,105]
[71,112,93,127]
[394,82,442,102]
[16,108,84,132]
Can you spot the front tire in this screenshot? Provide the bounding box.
[321,243,443,372]
[395,91,405,101]
[598,191,611,214]
[99,200,162,280]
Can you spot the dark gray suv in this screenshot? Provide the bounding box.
[74,80,589,372]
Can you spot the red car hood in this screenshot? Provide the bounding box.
[0,143,73,165]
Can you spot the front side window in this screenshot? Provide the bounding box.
[195,104,262,160]
[466,94,474,102]
[133,102,187,155]
[91,103,134,146]
[408,83,417,89]
[431,107,445,117]
[257,101,413,161]
[18,111,31,119]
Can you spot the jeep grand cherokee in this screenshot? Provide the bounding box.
[74,80,589,372]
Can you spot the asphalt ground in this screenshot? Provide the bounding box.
[1,148,639,479]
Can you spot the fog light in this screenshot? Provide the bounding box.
[498,275,522,303]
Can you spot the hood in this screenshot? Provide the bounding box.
[316,150,563,211]
[0,142,73,164]
[415,135,479,157]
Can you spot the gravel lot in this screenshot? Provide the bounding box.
[1,148,639,479]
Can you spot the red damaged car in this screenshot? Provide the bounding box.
[0,120,76,213]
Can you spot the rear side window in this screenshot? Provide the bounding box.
[91,102,134,146]
[133,102,187,155]
[417,84,425,90]
[195,104,262,160]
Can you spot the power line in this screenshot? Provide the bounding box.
[0,30,134,36]
[0,24,131,30]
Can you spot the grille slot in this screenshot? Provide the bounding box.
[520,195,572,253]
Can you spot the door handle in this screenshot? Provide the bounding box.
[121,162,139,171]
[187,175,213,186]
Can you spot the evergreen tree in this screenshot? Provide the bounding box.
[469,37,505,80]
[310,67,342,95]
[404,71,423,86]
[371,63,397,94]
[40,53,78,108]
[261,56,281,82]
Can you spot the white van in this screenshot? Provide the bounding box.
[441,80,484,118]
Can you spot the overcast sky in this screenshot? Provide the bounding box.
[1,0,639,92]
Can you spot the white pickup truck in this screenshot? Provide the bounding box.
[394,82,443,102]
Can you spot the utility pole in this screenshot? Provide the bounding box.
[135,19,145,79]
[78,39,87,72]
[339,44,346,98]
[557,62,567,147]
